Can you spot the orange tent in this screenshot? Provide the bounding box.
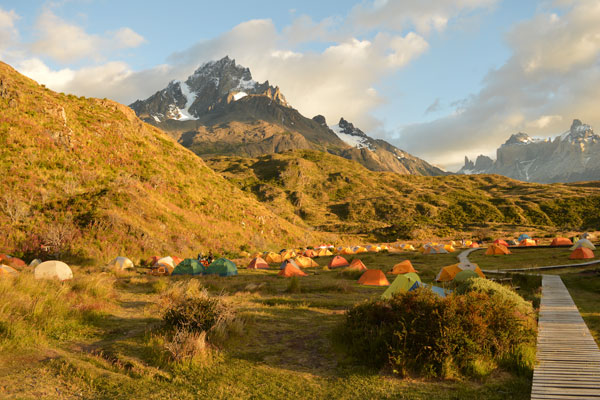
[172,256,183,267]
[357,269,389,286]
[303,249,317,258]
[278,263,307,277]
[469,242,480,248]
[551,237,573,246]
[519,239,537,247]
[0,255,26,269]
[328,256,349,268]
[493,239,509,247]
[436,263,485,282]
[569,247,594,260]
[392,260,416,274]
[248,257,269,269]
[346,259,367,272]
[485,244,511,255]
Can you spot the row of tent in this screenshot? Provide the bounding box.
[0,257,73,281]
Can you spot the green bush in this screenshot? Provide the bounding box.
[163,289,231,333]
[339,281,536,379]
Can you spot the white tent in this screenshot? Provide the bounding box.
[108,256,134,270]
[34,260,73,281]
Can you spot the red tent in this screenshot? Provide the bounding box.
[328,256,349,268]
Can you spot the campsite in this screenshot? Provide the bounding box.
[1,238,599,399]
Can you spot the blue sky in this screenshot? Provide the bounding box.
[1,0,598,170]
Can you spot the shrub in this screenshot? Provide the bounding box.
[339,281,536,379]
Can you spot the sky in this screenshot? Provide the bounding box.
[1,0,598,171]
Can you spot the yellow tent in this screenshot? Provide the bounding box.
[403,244,415,251]
[353,246,368,254]
[366,245,380,252]
[485,244,511,255]
[265,252,284,264]
[340,247,355,255]
[436,263,485,282]
[380,244,389,250]
[281,250,296,260]
[444,244,456,253]
[294,256,319,268]
[316,248,333,256]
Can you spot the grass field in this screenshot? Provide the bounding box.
[1,248,598,399]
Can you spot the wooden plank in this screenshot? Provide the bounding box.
[531,275,600,400]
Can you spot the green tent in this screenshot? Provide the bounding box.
[382,273,421,299]
[204,258,238,277]
[454,269,480,283]
[172,258,204,275]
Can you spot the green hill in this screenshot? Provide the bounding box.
[206,150,600,240]
[0,62,328,263]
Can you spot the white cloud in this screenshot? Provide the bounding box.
[350,0,498,35]
[0,7,19,53]
[30,10,145,63]
[396,0,600,170]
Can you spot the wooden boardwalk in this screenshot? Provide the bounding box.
[531,275,600,400]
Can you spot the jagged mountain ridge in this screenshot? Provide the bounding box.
[129,56,445,176]
[459,119,600,183]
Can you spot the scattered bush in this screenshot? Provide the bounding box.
[339,280,536,379]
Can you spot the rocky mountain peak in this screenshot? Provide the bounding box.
[503,132,536,146]
[562,119,598,144]
[312,115,327,126]
[129,56,289,123]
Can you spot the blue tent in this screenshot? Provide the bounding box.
[518,233,531,242]
[411,282,450,298]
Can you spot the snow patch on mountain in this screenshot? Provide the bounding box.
[233,92,248,101]
[331,124,369,148]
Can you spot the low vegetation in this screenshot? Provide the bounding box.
[340,279,536,379]
[206,151,600,240]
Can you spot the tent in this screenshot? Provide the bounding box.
[582,232,592,239]
[34,260,73,281]
[345,259,367,272]
[454,270,481,283]
[381,273,421,299]
[316,248,333,257]
[387,247,403,254]
[469,242,480,248]
[519,239,537,247]
[0,264,18,277]
[146,255,160,266]
[108,256,134,271]
[493,239,509,247]
[265,252,284,264]
[357,269,389,286]
[411,281,448,298]
[506,239,518,246]
[155,256,175,269]
[518,234,531,242]
[278,263,307,277]
[280,250,296,260]
[303,249,317,258]
[248,257,269,269]
[392,260,416,274]
[29,259,42,268]
[569,247,594,260]
[380,245,389,251]
[436,263,485,282]
[424,246,448,254]
[444,244,456,252]
[485,244,511,255]
[340,247,355,255]
[172,258,204,275]
[0,254,26,269]
[353,246,368,254]
[328,256,349,268]
[280,259,302,270]
[464,240,473,247]
[294,256,319,268]
[205,258,238,277]
[171,256,183,267]
[551,237,573,246]
[401,244,415,251]
[366,245,380,252]
[571,239,596,251]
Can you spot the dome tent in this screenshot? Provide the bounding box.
[34,260,73,281]
[204,258,238,277]
[108,256,134,271]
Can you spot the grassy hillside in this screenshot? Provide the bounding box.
[206,150,600,240]
[0,62,331,263]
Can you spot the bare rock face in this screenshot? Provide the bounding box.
[458,120,600,182]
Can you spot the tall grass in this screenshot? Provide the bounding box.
[0,272,115,350]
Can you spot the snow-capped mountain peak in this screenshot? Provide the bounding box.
[330,118,373,150]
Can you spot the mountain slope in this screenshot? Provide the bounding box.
[129,56,444,176]
[459,120,600,183]
[0,61,327,262]
[205,150,600,240]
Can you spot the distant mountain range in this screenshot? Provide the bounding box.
[129,56,445,176]
[459,119,600,183]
